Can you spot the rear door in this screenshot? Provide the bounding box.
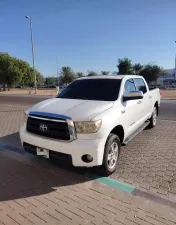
[134,78,152,122]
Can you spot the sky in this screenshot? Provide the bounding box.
[0,0,176,77]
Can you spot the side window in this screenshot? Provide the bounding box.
[135,78,147,94]
[124,79,136,96]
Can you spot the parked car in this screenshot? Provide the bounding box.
[20,75,161,176]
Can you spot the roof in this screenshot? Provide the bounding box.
[78,75,142,80]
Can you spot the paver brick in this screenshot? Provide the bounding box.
[0,212,19,225]
[126,210,137,221]
[115,211,127,223]
[134,217,152,225]
[155,216,174,225]
[145,216,165,225]
[169,186,176,194]
[103,212,117,224]
[1,104,176,225]
[136,210,146,220]
[123,219,134,225]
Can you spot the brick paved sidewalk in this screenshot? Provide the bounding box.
[0,149,176,225]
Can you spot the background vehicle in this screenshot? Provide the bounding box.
[20,75,161,176]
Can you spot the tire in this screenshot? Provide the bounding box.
[149,106,157,128]
[98,133,121,176]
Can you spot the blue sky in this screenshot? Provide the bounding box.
[0,0,175,76]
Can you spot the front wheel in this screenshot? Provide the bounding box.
[98,133,121,176]
[149,107,157,128]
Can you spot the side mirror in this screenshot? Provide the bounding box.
[123,91,143,102]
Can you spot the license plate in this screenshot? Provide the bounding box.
[36,147,49,159]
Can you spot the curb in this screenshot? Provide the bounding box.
[161,98,176,100]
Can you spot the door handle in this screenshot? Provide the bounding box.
[137,101,142,104]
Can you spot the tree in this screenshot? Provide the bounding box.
[140,64,162,84]
[0,52,11,90]
[77,72,85,78]
[59,66,76,85]
[133,63,143,75]
[5,57,23,90]
[45,77,56,87]
[117,58,133,75]
[36,72,45,88]
[0,52,44,91]
[101,71,109,75]
[87,71,97,76]
[17,60,33,87]
[0,53,23,90]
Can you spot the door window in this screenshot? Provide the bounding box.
[134,78,147,94]
[124,79,136,96]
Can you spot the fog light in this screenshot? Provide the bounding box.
[87,155,93,162]
[81,154,93,163]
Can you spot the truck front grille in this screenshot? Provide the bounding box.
[27,116,70,141]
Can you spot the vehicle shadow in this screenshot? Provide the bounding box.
[0,132,94,202]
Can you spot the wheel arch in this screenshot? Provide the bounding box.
[154,101,159,115]
[109,125,125,143]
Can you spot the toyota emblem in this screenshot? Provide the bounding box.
[40,124,48,132]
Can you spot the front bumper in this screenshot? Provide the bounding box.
[19,125,106,167]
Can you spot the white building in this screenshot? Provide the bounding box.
[157,69,176,86]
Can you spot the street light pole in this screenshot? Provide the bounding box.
[25,16,37,94]
[56,57,59,85]
[175,41,176,83]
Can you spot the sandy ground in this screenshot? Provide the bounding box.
[161,89,176,99]
[0,88,57,96]
[0,88,176,99]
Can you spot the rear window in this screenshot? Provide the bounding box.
[58,78,122,101]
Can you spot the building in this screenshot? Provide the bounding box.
[157,69,176,86]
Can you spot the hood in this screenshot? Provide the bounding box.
[27,98,114,121]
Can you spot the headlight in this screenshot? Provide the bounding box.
[74,120,102,134]
[24,112,28,123]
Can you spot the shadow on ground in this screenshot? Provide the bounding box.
[0,132,22,148]
[0,132,95,202]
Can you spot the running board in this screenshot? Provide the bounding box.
[122,121,150,146]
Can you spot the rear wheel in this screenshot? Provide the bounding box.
[149,106,157,128]
[99,133,121,176]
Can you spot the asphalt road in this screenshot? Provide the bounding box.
[0,95,175,121]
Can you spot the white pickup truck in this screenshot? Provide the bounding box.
[20,75,161,176]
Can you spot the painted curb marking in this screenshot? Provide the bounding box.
[85,173,135,193]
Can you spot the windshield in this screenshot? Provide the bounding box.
[58,78,122,101]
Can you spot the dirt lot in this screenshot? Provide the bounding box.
[0,88,57,96]
[161,89,176,99]
[0,88,176,99]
